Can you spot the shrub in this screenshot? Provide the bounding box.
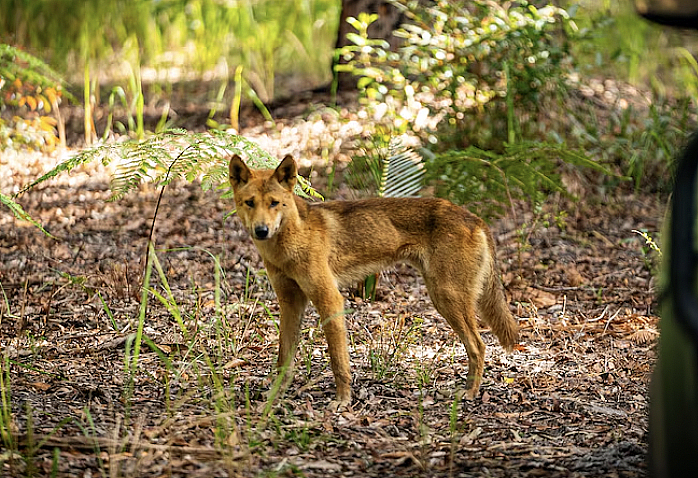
[0,44,69,150]
[338,1,608,215]
[339,1,576,149]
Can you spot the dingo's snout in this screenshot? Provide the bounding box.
[253,224,270,240]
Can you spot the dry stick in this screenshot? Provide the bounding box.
[17,279,28,334]
[602,308,622,335]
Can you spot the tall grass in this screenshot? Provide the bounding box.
[569,0,698,96]
[1,0,340,101]
[562,1,697,190]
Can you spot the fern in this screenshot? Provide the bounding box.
[1,193,53,238]
[16,129,320,201]
[427,142,619,217]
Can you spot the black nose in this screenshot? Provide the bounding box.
[254,225,269,239]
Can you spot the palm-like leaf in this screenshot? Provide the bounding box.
[379,141,425,198]
[348,137,425,199]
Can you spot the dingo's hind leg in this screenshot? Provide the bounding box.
[427,282,486,399]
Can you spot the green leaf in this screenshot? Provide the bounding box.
[427,141,622,218]
[1,193,54,238]
[346,32,366,47]
[381,142,425,198]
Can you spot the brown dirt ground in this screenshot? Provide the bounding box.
[0,95,661,477]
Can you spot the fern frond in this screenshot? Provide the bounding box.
[502,142,618,177]
[109,143,169,201]
[1,193,53,238]
[17,129,321,201]
[16,142,118,197]
[201,162,230,192]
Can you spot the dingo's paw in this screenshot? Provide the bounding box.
[463,388,479,400]
[463,377,481,400]
[328,397,352,412]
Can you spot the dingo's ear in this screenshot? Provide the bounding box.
[229,155,251,190]
[273,155,298,192]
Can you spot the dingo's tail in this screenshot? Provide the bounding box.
[479,256,519,352]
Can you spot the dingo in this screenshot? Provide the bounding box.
[229,155,518,410]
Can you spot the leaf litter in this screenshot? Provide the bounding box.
[0,106,659,477]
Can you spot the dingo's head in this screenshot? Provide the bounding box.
[229,155,298,241]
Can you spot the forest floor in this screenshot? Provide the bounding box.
[0,90,663,477]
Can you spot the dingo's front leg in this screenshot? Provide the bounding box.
[304,280,351,410]
[323,307,351,411]
[268,270,308,378]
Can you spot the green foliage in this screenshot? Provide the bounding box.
[570,95,692,192]
[348,134,425,198]
[0,44,72,151]
[365,315,422,381]
[0,355,14,457]
[569,1,697,94]
[632,229,662,275]
[18,129,319,202]
[338,1,577,149]
[633,229,662,257]
[0,193,53,238]
[622,101,689,191]
[2,0,339,101]
[339,2,615,214]
[563,1,696,191]
[428,142,615,217]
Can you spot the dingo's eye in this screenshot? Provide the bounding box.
[270,200,280,208]
[244,199,254,208]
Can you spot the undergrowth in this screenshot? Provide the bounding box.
[1,240,470,476]
[339,2,619,217]
[2,0,339,102]
[0,44,70,150]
